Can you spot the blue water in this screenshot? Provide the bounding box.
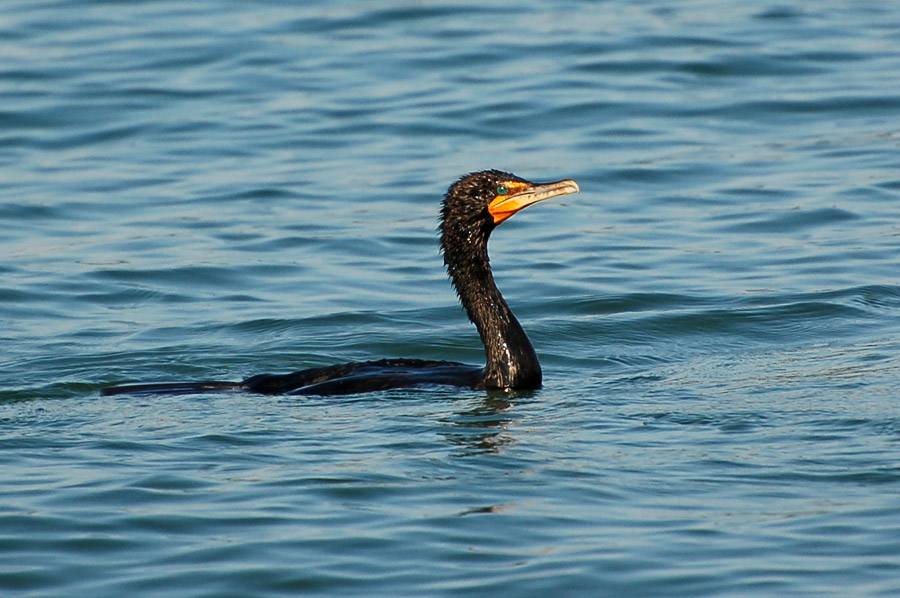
[3,1,900,595]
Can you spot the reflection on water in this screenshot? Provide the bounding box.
[440,394,518,455]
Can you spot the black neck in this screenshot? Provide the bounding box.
[443,227,542,389]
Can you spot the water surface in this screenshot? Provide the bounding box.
[2,1,900,596]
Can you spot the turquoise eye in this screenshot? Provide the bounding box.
[496,184,508,196]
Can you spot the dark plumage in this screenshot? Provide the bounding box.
[101,170,579,396]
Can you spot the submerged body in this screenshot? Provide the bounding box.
[102,359,483,396]
[102,170,579,397]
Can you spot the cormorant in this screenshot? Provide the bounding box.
[102,170,579,396]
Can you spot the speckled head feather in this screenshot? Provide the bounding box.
[439,170,526,293]
[439,170,528,238]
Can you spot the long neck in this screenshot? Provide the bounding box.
[443,231,542,390]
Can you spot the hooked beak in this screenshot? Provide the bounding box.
[488,179,580,225]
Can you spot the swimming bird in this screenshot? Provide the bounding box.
[102,170,579,396]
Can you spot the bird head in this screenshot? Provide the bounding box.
[440,170,580,239]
